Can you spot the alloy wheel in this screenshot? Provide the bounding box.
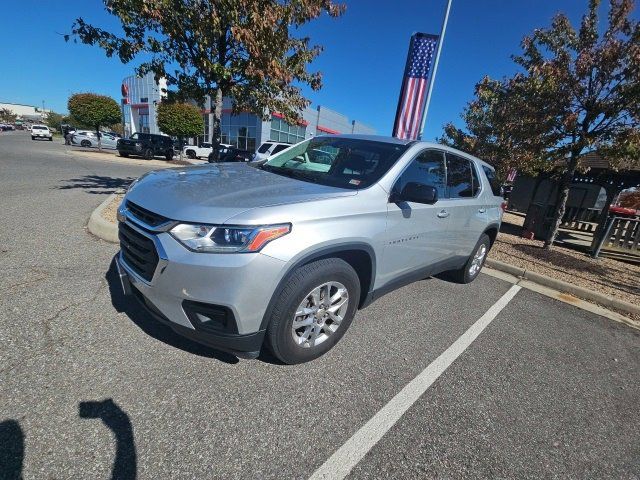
[291,281,349,348]
[468,243,487,277]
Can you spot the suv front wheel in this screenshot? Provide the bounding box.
[266,258,360,364]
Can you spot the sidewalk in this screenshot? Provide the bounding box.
[66,146,195,167]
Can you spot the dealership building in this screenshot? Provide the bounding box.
[0,102,50,122]
[121,73,375,151]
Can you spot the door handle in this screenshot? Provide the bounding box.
[478,208,487,213]
[437,210,450,218]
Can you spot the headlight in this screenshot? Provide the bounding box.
[169,223,291,253]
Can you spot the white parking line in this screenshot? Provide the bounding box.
[309,284,522,480]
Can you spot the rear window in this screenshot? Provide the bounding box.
[257,143,273,154]
[482,166,502,197]
[32,126,47,130]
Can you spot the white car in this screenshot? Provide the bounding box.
[252,141,293,163]
[182,142,232,159]
[31,125,52,141]
[71,131,118,149]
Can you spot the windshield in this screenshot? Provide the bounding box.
[263,137,410,190]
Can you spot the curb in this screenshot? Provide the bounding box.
[485,258,640,317]
[87,193,119,243]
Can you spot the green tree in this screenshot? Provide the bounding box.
[45,111,65,132]
[67,0,344,160]
[441,0,640,249]
[156,102,204,160]
[0,108,17,124]
[67,93,122,150]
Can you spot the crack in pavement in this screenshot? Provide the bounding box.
[0,279,108,377]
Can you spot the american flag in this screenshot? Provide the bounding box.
[392,33,439,140]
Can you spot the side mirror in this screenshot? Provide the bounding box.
[391,182,438,205]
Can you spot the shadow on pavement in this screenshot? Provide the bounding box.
[105,258,239,364]
[57,175,136,194]
[79,399,136,480]
[0,419,24,480]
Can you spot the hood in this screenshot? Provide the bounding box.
[125,163,356,224]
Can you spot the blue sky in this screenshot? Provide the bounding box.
[1,0,635,140]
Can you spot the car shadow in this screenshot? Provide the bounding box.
[57,175,136,194]
[0,419,24,480]
[79,399,136,480]
[105,258,239,364]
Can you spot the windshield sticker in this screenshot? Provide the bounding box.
[349,179,361,186]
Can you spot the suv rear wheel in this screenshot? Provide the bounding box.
[266,258,360,364]
[165,150,174,161]
[446,233,491,284]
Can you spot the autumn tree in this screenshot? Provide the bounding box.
[156,102,204,160]
[67,0,344,160]
[441,0,640,249]
[618,189,640,209]
[67,93,122,150]
[439,77,550,181]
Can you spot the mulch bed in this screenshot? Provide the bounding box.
[491,213,639,315]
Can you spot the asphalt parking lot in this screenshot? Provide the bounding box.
[1,131,639,479]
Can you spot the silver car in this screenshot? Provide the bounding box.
[72,131,118,149]
[115,135,503,363]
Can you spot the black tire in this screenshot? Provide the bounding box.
[266,258,360,364]
[445,233,491,284]
[165,150,174,161]
[143,148,153,160]
[31,136,35,140]
[186,150,196,159]
[80,139,91,147]
[119,151,129,158]
[48,137,53,141]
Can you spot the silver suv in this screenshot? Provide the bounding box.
[116,135,503,364]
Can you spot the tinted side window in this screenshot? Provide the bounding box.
[271,144,289,155]
[482,166,502,197]
[446,154,474,198]
[394,150,447,199]
[257,143,272,153]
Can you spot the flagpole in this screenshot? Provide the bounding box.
[418,0,452,140]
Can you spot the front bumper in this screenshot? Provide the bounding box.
[116,219,286,356]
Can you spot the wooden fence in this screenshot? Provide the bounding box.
[592,217,640,258]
